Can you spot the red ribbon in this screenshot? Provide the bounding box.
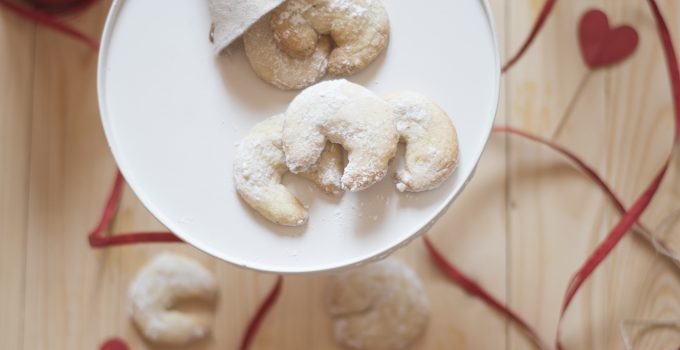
[25,0,97,14]
[496,126,676,257]
[502,0,556,72]
[239,276,284,350]
[428,0,679,349]
[0,0,99,50]
[426,124,670,349]
[555,1,679,348]
[88,171,183,247]
[423,237,550,350]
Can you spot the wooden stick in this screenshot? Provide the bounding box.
[552,70,593,139]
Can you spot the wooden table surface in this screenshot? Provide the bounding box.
[2,0,680,349]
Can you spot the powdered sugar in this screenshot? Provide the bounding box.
[283,79,398,191]
[392,102,429,139]
[275,0,371,25]
[327,0,370,17]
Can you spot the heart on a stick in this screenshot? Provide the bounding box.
[579,9,639,69]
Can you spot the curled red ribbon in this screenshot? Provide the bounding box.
[427,124,680,348]
[502,0,556,72]
[555,1,679,348]
[239,276,284,350]
[433,0,678,348]
[423,237,550,350]
[88,171,183,247]
[0,0,99,50]
[26,0,97,14]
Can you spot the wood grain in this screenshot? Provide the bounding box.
[0,0,679,349]
[21,3,113,349]
[0,7,34,350]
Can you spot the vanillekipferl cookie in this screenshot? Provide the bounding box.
[282,79,398,192]
[385,91,460,192]
[233,114,344,226]
[243,13,332,90]
[240,0,390,89]
[129,253,218,346]
[326,258,430,350]
[270,0,390,76]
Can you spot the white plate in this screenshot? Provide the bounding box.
[98,0,500,273]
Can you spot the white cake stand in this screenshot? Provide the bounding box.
[97,0,500,273]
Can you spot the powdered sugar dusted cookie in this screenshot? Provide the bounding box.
[234,114,343,226]
[385,92,459,192]
[244,13,331,90]
[283,79,398,191]
[271,0,390,76]
[129,253,218,345]
[326,259,430,350]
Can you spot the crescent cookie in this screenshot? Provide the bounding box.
[243,13,331,90]
[385,92,459,192]
[283,79,398,191]
[271,0,390,76]
[129,253,218,346]
[234,114,344,226]
[326,259,430,350]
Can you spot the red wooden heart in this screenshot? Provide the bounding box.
[579,9,639,69]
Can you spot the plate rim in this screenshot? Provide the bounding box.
[96,0,501,274]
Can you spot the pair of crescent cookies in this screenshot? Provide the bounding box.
[129,254,429,350]
[233,80,459,226]
[243,0,390,90]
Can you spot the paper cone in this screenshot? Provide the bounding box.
[209,0,285,54]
